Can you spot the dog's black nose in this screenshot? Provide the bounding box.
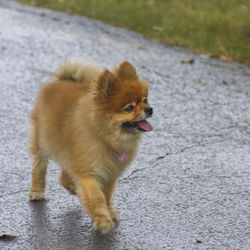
[144,107,153,116]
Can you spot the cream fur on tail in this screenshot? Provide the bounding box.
[53,57,103,83]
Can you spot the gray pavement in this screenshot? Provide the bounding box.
[0,0,250,249]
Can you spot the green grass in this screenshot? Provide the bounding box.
[17,0,250,65]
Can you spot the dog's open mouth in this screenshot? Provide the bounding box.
[122,120,153,132]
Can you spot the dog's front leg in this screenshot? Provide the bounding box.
[103,180,120,220]
[74,173,114,233]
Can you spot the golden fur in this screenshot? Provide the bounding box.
[29,58,152,233]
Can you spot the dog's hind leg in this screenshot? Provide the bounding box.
[29,125,48,200]
[59,171,76,194]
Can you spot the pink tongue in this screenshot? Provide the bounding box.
[118,152,129,161]
[136,120,153,132]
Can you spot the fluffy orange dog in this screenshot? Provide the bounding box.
[29,58,153,233]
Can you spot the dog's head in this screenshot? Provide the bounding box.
[94,61,153,135]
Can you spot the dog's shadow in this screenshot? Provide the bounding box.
[29,200,120,249]
[29,200,52,248]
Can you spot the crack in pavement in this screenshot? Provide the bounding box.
[156,139,226,161]
[121,138,232,182]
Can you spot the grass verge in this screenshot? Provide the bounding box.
[16,0,250,65]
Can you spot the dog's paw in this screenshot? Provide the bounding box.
[29,191,45,201]
[109,207,120,220]
[93,214,114,234]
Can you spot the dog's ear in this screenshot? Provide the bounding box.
[97,70,118,99]
[116,61,138,81]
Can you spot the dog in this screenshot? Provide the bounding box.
[29,58,153,233]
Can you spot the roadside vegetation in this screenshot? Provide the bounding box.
[17,0,250,65]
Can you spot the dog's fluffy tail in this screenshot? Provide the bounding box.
[53,57,103,83]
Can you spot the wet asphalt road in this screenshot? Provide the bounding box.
[0,0,250,249]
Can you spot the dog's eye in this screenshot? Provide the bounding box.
[125,105,135,113]
[143,98,148,104]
